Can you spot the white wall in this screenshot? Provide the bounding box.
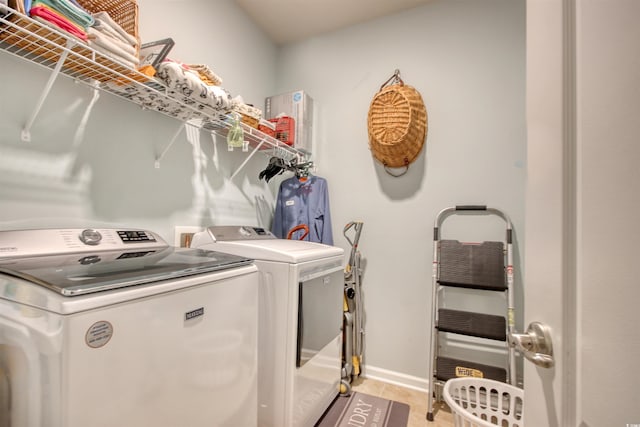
[274,0,526,382]
[0,0,280,241]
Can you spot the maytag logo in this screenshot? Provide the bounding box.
[185,307,204,321]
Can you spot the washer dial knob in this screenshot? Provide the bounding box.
[79,229,102,246]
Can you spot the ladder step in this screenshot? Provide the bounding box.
[436,357,507,382]
[437,309,506,341]
[439,240,506,291]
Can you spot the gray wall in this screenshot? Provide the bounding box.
[274,0,526,383]
[0,0,525,387]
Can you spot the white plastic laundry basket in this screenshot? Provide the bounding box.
[443,378,524,427]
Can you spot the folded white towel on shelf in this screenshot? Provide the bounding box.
[87,27,139,67]
[89,43,138,69]
[92,11,137,46]
[90,22,137,56]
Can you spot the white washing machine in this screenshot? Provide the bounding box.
[0,228,259,427]
[190,226,344,427]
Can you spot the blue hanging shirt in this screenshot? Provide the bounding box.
[272,175,334,245]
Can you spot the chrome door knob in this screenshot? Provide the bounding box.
[509,321,555,368]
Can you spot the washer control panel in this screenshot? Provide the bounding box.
[117,230,156,243]
[0,228,167,259]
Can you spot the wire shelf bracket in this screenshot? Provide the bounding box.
[229,138,266,180]
[155,121,186,169]
[21,39,75,142]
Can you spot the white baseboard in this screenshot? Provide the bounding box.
[359,365,429,393]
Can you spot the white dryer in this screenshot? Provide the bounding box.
[190,226,344,427]
[0,228,259,427]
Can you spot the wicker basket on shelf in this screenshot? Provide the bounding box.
[76,0,139,44]
[0,0,143,83]
[232,102,262,129]
[240,115,259,129]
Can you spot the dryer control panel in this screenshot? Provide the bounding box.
[206,226,276,242]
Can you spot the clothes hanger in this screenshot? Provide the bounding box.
[294,161,313,182]
[258,158,314,182]
[258,157,289,182]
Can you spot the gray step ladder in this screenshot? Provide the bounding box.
[426,206,516,422]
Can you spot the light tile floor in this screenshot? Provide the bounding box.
[350,377,454,427]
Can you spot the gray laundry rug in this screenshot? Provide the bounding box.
[315,391,410,427]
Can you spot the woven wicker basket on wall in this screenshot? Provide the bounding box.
[367,82,428,171]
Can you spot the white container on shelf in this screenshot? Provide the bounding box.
[265,90,314,155]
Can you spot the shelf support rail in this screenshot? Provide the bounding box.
[71,80,100,150]
[276,144,303,163]
[230,138,266,180]
[155,121,186,168]
[21,39,75,142]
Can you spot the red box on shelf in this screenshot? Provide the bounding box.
[270,116,295,146]
[258,121,276,138]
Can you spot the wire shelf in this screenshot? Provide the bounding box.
[0,6,302,166]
